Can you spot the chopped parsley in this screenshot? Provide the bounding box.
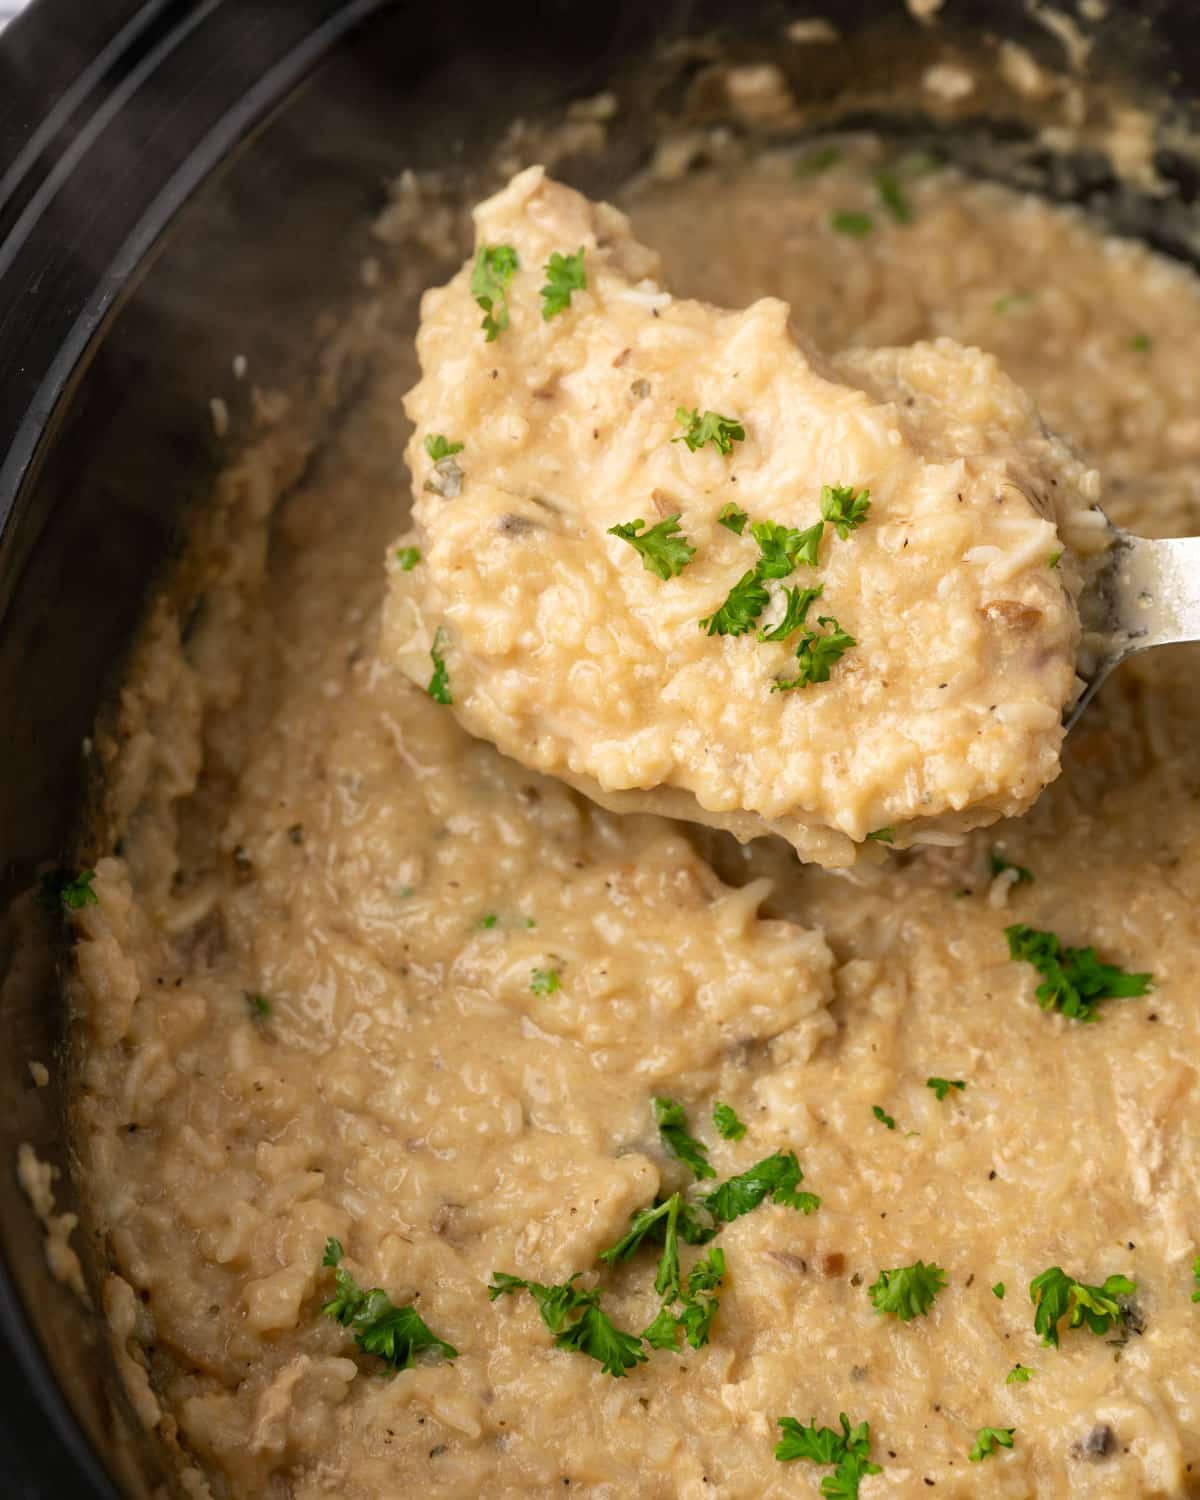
[653,1096,715,1180]
[990,851,1033,885]
[831,210,874,237]
[772,616,856,692]
[819,483,871,539]
[395,546,421,571]
[488,1272,645,1377]
[540,247,586,319]
[673,407,746,456]
[600,1192,714,1274]
[43,868,98,911]
[970,1427,1015,1462]
[868,1260,946,1321]
[1131,332,1153,352]
[872,1105,896,1130]
[423,434,463,461]
[758,584,823,643]
[321,1239,457,1368]
[1048,549,1062,568]
[775,1412,882,1496]
[926,1077,966,1101]
[717,501,748,534]
[427,628,452,705]
[598,1193,723,1355]
[704,1149,819,1221]
[1030,1266,1136,1347]
[866,827,894,844]
[247,993,272,1019]
[875,169,912,223]
[607,514,696,579]
[713,1102,747,1141]
[470,243,519,341]
[700,569,770,637]
[530,967,560,995]
[643,1245,726,1351]
[993,291,1033,316]
[992,1282,1006,1299]
[478,913,499,929]
[753,519,822,577]
[793,144,841,176]
[1006,1364,1034,1383]
[1005,924,1152,1022]
[1192,1256,1200,1302]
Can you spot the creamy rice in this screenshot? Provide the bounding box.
[68,140,1200,1499]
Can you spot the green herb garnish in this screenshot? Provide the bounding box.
[772,616,856,692]
[993,1282,1006,1299]
[1192,1256,1200,1302]
[993,291,1033,315]
[321,1239,457,1368]
[672,407,746,456]
[424,434,463,461]
[700,569,770,636]
[1030,1266,1136,1347]
[872,1105,896,1130]
[970,1427,1015,1462]
[717,501,749,534]
[530,968,560,995]
[427,627,452,705]
[866,827,894,844]
[868,1260,946,1321]
[247,993,272,1019]
[1005,924,1151,1022]
[776,1412,882,1496]
[990,851,1033,885]
[704,1150,819,1221]
[653,1096,715,1180]
[470,243,519,341]
[831,211,874,237]
[927,1077,966,1101]
[395,546,421,571]
[1006,1364,1033,1383]
[713,1103,746,1141]
[819,483,871,539]
[43,868,98,911]
[488,1272,646,1377]
[753,519,822,576]
[758,584,823,643]
[875,170,912,223]
[1131,332,1153,352]
[793,144,841,176]
[608,515,696,580]
[540,247,586,319]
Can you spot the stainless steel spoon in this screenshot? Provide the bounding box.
[1070,521,1200,728]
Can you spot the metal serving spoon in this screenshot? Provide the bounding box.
[1069,520,1200,728]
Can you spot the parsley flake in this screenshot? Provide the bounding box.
[673,407,745,456]
[1005,924,1152,1022]
[470,243,519,341]
[423,434,463,461]
[540,247,586,320]
[866,827,894,844]
[717,501,749,534]
[990,851,1033,885]
[753,519,822,577]
[1048,550,1062,568]
[776,1412,882,1496]
[530,967,560,995]
[875,169,912,223]
[993,1281,1006,1299]
[1006,1363,1033,1383]
[713,1103,746,1141]
[993,291,1033,316]
[1192,1256,1200,1303]
[427,627,452,705]
[247,993,272,1019]
[43,868,98,911]
[868,1260,946,1321]
[793,144,841,176]
[1030,1266,1136,1347]
[970,1427,1015,1462]
[772,616,856,692]
[395,546,421,571]
[321,1239,457,1368]
[653,1096,715,1180]
[700,569,770,637]
[872,1105,896,1130]
[819,484,871,538]
[608,514,696,579]
[489,1272,645,1378]
[704,1150,819,1221]
[927,1077,966,1101]
[1131,331,1153,352]
[758,584,823,643]
[831,210,874,237]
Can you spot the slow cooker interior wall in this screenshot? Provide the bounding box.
[1,0,1198,1493]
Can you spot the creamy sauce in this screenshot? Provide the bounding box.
[72,141,1200,1499]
